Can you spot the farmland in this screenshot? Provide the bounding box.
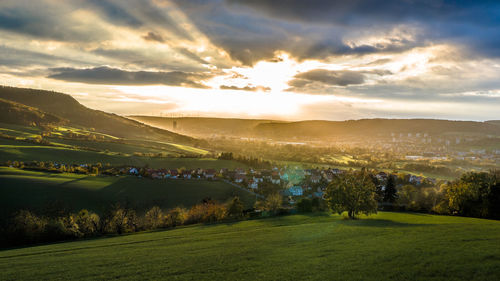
[0,167,256,219]
[1,212,499,280]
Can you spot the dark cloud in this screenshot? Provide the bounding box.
[290,69,366,88]
[48,66,211,88]
[90,48,207,72]
[220,85,271,92]
[143,31,165,43]
[226,0,499,26]
[0,46,87,68]
[85,0,192,40]
[171,0,500,65]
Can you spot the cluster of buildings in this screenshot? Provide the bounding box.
[124,165,439,201]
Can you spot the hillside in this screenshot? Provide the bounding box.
[0,98,66,127]
[131,116,500,140]
[1,212,499,280]
[253,119,500,140]
[0,86,194,144]
[129,116,277,138]
[0,167,255,220]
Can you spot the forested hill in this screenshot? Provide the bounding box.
[132,116,500,140]
[0,98,66,127]
[0,86,194,144]
[253,119,500,139]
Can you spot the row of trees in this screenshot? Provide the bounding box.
[1,198,246,248]
[322,169,500,220]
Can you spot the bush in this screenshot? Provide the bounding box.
[297,198,313,212]
[144,206,164,229]
[166,207,187,227]
[227,197,244,218]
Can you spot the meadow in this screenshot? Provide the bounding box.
[0,138,245,169]
[0,167,256,219]
[0,212,499,280]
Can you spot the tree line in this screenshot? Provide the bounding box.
[320,169,500,219]
[0,197,246,248]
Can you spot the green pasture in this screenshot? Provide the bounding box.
[0,167,256,218]
[0,212,499,280]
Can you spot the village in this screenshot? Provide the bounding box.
[124,165,438,203]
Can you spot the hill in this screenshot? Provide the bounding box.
[0,212,499,280]
[0,86,194,144]
[254,119,500,140]
[0,167,256,220]
[131,116,500,140]
[0,98,66,127]
[129,116,277,138]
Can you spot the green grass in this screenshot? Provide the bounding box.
[0,167,256,218]
[0,138,246,169]
[1,212,499,280]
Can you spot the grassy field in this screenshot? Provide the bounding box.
[0,167,256,219]
[0,212,499,280]
[0,138,245,169]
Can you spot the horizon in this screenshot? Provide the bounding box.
[1,1,500,121]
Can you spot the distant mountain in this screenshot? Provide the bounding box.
[253,119,500,140]
[131,116,500,140]
[0,98,66,127]
[129,116,278,137]
[0,86,194,144]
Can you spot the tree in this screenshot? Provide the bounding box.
[297,198,313,212]
[324,171,377,219]
[144,206,164,229]
[383,175,397,203]
[256,192,282,215]
[227,197,244,218]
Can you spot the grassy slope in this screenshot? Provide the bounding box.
[0,167,256,218]
[0,86,194,144]
[0,138,241,169]
[1,212,499,280]
[0,98,65,127]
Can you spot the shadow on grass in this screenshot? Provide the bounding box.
[338,218,431,228]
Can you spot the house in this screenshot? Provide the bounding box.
[261,170,272,180]
[204,169,216,179]
[271,175,281,184]
[235,168,247,175]
[310,174,321,183]
[279,171,289,181]
[331,168,342,175]
[169,169,179,179]
[248,180,258,189]
[375,172,387,181]
[234,174,246,183]
[253,174,263,183]
[129,168,139,175]
[409,175,423,185]
[182,170,192,179]
[287,186,303,196]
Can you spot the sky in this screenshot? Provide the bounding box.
[1,0,499,121]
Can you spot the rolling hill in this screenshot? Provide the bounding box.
[0,167,256,220]
[0,212,499,280]
[0,86,194,144]
[131,116,500,140]
[0,98,66,127]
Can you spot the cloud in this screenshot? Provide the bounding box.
[143,31,165,43]
[48,66,212,88]
[288,69,367,90]
[220,85,271,92]
[170,0,500,65]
